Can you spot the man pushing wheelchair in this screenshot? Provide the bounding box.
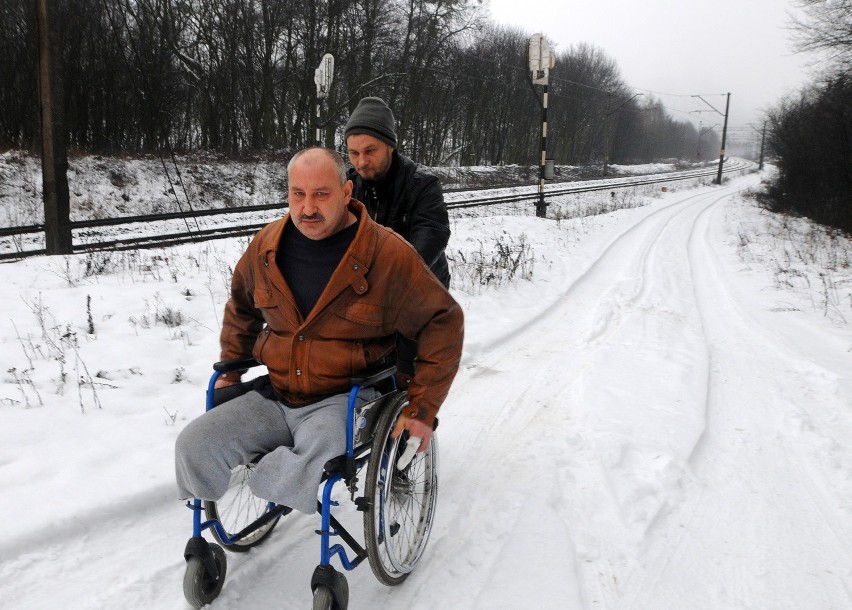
[174,146,463,607]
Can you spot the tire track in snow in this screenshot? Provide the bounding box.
[0,474,351,608]
[550,183,749,608]
[0,496,186,609]
[616,177,852,609]
[423,180,752,608]
[470,184,745,362]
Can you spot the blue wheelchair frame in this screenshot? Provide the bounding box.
[183,357,400,607]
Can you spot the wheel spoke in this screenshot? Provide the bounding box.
[205,464,282,551]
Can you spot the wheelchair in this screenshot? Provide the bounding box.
[181,358,439,609]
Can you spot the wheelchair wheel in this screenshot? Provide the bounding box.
[205,463,281,552]
[183,542,226,608]
[363,394,438,585]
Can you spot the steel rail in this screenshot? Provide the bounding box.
[1,159,754,261]
[445,159,752,209]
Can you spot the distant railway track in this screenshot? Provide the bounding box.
[1,159,755,261]
[445,158,753,209]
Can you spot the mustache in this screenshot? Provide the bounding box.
[298,212,325,222]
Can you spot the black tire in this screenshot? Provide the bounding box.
[311,566,349,610]
[182,543,227,609]
[205,463,281,552]
[363,394,438,586]
[312,585,336,610]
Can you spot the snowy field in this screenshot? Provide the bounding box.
[1,169,851,609]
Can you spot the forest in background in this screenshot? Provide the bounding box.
[763,0,851,234]
[0,0,720,167]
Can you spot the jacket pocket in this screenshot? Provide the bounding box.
[321,306,389,343]
[336,301,387,327]
[253,288,290,331]
[252,327,272,363]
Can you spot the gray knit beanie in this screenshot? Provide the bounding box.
[344,97,397,147]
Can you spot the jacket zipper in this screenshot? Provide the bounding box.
[369,186,379,220]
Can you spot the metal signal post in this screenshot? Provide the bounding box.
[538,84,549,217]
[529,34,555,218]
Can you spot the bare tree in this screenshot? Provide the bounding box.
[790,0,852,70]
[765,76,852,233]
[0,0,710,166]
[0,0,37,148]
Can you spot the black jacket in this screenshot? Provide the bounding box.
[347,152,451,287]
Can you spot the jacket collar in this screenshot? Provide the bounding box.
[254,198,380,326]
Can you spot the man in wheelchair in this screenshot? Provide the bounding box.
[174,146,463,517]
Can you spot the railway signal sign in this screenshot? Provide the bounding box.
[314,53,334,99]
[529,33,555,85]
[314,54,334,144]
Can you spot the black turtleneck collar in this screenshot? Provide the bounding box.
[277,219,360,318]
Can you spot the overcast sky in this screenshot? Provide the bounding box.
[487,0,813,136]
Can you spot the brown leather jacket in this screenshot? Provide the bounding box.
[219,198,463,425]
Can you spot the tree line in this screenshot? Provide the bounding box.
[1,0,719,167]
[764,0,851,234]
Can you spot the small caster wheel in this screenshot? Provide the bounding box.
[311,565,348,610]
[312,584,334,610]
[183,542,227,608]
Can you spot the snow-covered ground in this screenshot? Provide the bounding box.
[1,169,851,609]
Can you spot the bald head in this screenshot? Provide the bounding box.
[286,147,355,240]
[287,147,348,185]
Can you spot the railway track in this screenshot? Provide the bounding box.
[1,159,755,261]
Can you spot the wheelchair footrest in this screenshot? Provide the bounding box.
[232,504,291,542]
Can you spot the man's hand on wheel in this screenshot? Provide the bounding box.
[391,415,432,452]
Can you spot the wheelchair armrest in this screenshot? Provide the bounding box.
[213,357,261,373]
[350,364,397,387]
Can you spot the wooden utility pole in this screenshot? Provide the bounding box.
[36,0,72,254]
[603,93,612,176]
[693,93,731,185]
[716,93,731,185]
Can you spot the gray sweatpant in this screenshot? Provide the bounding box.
[174,387,377,514]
